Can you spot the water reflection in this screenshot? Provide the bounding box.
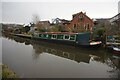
[2,33,120,78]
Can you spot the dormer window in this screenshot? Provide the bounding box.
[79,15,84,21]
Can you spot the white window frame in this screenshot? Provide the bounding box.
[46,34,49,38]
[52,34,57,39]
[64,35,70,40]
[70,35,76,41]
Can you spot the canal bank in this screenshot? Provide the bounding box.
[1,64,17,78]
[13,34,32,39]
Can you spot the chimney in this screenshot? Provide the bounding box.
[84,12,86,15]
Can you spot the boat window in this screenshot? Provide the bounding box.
[43,34,47,38]
[34,33,38,37]
[39,34,42,37]
[48,34,52,39]
[52,34,57,39]
[64,35,70,40]
[46,34,49,38]
[41,34,44,38]
[70,35,76,41]
[57,35,63,39]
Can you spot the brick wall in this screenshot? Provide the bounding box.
[68,12,94,32]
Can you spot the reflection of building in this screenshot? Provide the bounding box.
[68,11,94,32]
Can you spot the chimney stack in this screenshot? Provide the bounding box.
[84,12,86,15]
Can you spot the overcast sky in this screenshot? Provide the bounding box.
[1,0,120,24]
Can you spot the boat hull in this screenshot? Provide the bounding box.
[32,37,77,46]
[107,46,120,54]
[12,32,102,47]
[32,37,101,47]
[113,50,120,54]
[113,47,120,54]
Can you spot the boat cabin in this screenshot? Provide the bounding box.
[32,32,101,46]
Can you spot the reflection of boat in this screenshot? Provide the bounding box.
[30,39,110,64]
[32,32,101,46]
[31,41,91,63]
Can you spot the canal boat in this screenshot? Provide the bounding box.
[32,32,101,46]
[113,46,120,53]
[107,45,120,54]
[106,36,120,54]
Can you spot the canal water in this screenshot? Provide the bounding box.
[2,34,120,78]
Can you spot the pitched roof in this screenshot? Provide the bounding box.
[72,11,93,22]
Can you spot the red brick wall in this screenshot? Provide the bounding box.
[68,12,94,32]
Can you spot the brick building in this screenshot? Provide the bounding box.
[68,11,94,32]
[109,13,120,35]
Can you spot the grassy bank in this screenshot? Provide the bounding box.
[1,64,17,78]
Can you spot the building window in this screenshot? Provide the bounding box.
[79,15,84,21]
[84,24,86,30]
[73,15,75,18]
[73,24,77,29]
[87,24,89,30]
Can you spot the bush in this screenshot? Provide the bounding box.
[2,64,17,78]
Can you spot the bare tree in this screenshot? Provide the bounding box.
[32,14,40,24]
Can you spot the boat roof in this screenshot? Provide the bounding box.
[37,32,89,35]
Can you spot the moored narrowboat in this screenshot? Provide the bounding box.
[32,32,101,46]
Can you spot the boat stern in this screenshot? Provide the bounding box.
[90,41,102,46]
